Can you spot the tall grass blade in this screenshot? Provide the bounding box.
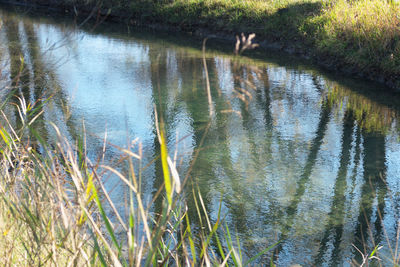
[185,213,197,266]
[243,241,280,266]
[92,184,122,259]
[160,129,172,206]
[92,230,108,267]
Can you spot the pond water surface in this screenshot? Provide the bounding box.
[1,5,400,266]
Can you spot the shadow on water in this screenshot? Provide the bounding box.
[1,5,400,266]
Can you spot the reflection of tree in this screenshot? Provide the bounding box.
[353,129,387,261]
[287,99,331,218]
[177,55,220,226]
[2,14,79,145]
[149,50,218,225]
[3,15,31,128]
[257,68,273,129]
[315,109,355,266]
[22,22,49,142]
[166,55,273,258]
[229,63,278,260]
[274,98,332,257]
[319,82,390,264]
[238,65,274,167]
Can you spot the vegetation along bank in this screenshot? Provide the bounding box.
[2,0,400,89]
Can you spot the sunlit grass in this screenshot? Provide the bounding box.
[311,0,400,74]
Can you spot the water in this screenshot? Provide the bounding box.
[1,5,400,266]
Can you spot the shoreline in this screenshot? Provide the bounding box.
[1,0,399,91]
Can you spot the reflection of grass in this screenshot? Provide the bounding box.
[327,83,398,133]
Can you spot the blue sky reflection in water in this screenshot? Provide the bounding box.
[1,8,400,266]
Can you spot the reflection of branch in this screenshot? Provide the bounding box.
[234,33,259,55]
[77,2,112,31]
[78,5,98,27]
[202,38,214,117]
[91,8,112,32]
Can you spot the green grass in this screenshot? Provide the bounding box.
[310,0,400,75]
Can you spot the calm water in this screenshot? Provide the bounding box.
[1,6,400,266]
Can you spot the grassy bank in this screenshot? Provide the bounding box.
[6,0,400,90]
